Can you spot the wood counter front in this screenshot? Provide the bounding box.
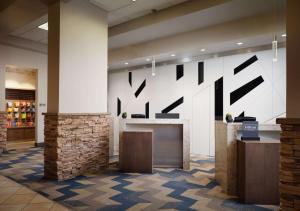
[237,140,280,205]
[120,119,190,170]
[7,127,35,141]
[120,130,153,173]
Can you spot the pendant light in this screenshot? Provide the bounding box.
[272,35,278,62]
[152,58,156,76]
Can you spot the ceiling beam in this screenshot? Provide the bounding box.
[0,0,48,34]
[108,12,285,65]
[108,0,233,37]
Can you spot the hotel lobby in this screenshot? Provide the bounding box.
[0,0,299,210]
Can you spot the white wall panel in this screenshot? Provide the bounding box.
[108,48,286,156]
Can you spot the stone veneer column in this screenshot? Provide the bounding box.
[44,113,110,180]
[0,112,7,154]
[276,118,300,210]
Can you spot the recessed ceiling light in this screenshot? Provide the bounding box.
[281,33,287,37]
[237,42,243,45]
[125,62,129,65]
[38,22,48,31]
[200,48,206,52]
[171,54,176,57]
[146,58,151,61]
[132,0,136,1]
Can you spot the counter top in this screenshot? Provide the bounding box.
[120,119,188,125]
[237,139,280,144]
[215,121,280,131]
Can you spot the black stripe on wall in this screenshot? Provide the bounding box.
[215,77,223,120]
[117,98,121,116]
[162,97,184,113]
[135,79,146,98]
[198,62,204,85]
[238,111,245,117]
[234,55,258,75]
[230,76,264,105]
[129,72,132,87]
[176,65,184,80]
[145,102,149,118]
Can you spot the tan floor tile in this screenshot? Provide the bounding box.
[0,180,22,188]
[30,194,53,204]
[0,193,14,204]
[0,204,26,211]
[23,202,53,211]
[2,193,37,205]
[0,175,10,181]
[50,203,70,211]
[0,186,20,196]
[15,187,35,195]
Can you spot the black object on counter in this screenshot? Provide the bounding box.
[234,116,256,122]
[155,113,179,119]
[131,114,146,118]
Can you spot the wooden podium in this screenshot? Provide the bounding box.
[119,130,153,173]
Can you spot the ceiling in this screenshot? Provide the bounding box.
[90,0,188,26]
[9,15,48,44]
[3,0,188,46]
[108,34,287,70]
[0,0,286,70]
[108,0,279,49]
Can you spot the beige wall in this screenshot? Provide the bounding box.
[48,0,108,113]
[286,0,300,118]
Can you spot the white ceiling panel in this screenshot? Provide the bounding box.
[91,0,187,26]
[19,28,47,42]
[108,0,279,49]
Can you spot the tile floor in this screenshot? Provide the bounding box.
[0,147,279,211]
[0,174,69,211]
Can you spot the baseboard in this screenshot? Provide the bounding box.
[35,142,44,147]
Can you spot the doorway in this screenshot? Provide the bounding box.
[5,65,37,150]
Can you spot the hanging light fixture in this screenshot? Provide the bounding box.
[272,35,278,62]
[152,58,156,76]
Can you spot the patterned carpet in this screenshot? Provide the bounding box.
[0,147,278,211]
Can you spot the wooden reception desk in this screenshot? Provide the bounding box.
[215,121,280,195]
[237,140,280,204]
[119,119,190,170]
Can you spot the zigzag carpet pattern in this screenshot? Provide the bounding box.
[0,148,278,211]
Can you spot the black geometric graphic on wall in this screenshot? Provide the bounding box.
[238,111,245,117]
[162,97,184,113]
[234,55,258,75]
[176,64,184,80]
[128,72,132,87]
[117,98,121,116]
[215,77,223,120]
[198,62,204,85]
[145,102,149,118]
[230,76,264,105]
[135,79,146,98]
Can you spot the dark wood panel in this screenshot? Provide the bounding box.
[237,140,280,205]
[6,89,35,100]
[7,127,35,141]
[120,131,153,173]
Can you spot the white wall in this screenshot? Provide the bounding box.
[0,44,47,144]
[58,0,108,113]
[108,48,286,156]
